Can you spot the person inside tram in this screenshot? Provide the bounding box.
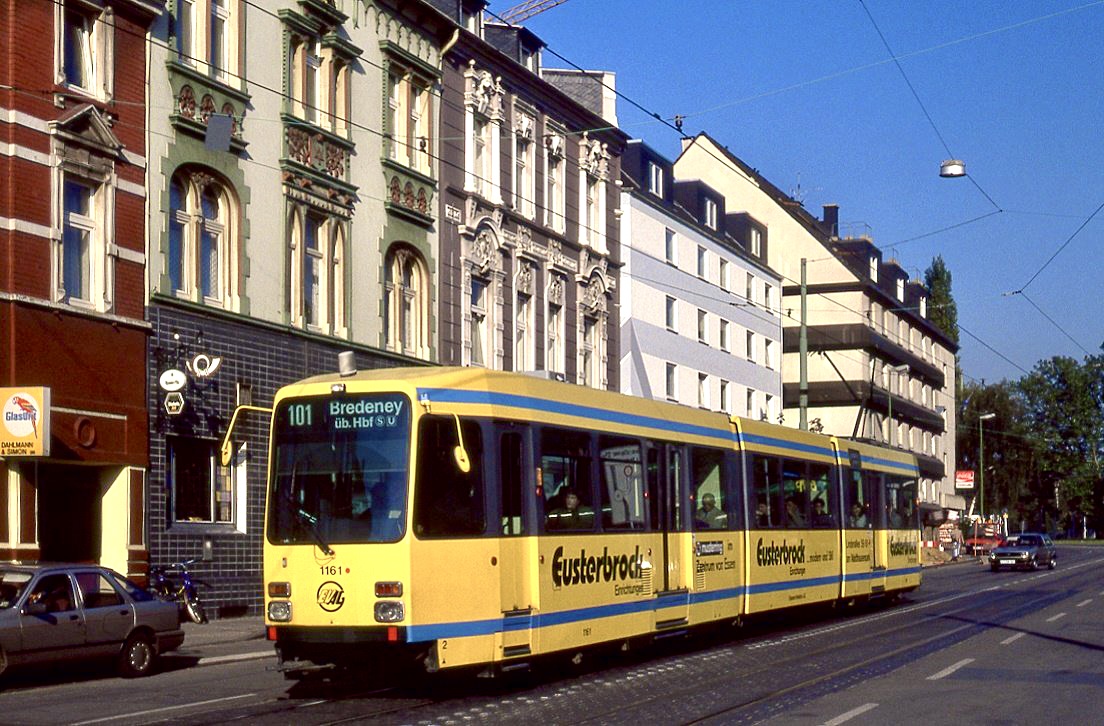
[755,500,770,527]
[547,487,595,531]
[812,498,834,527]
[695,492,724,529]
[785,496,806,527]
[849,503,869,528]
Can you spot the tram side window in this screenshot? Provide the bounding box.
[808,463,834,528]
[751,455,780,528]
[692,447,727,530]
[542,428,595,532]
[844,468,870,528]
[782,460,808,528]
[886,475,917,529]
[500,431,526,536]
[598,436,645,530]
[414,417,486,537]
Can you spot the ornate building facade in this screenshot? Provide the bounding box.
[431,2,628,388]
[0,0,161,575]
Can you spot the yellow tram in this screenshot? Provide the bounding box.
[242,365,920,676]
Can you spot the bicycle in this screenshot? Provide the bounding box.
[149,559,209,624]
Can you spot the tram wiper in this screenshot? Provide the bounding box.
[296,508,335,556]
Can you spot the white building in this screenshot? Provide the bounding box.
[674,134,959,521]
[619,140,783,418]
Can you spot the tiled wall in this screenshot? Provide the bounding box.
[146,303,405,616]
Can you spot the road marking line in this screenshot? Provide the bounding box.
[1046,613,1066,622]
[822,703,879,725]
[70,694,257,725]
[1001,632,1026,645]
[927,658,974,681]
[1077,599,1092,607]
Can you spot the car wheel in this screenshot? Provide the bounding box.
[1048,556,1056,570]
[119,633,157,678]
[990,564,1000,572]
[1030,557,1039,571]
[184,596,208,625]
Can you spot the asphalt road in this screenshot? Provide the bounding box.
[1,547,1101,725]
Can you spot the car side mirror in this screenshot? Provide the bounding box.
[22,601,48,616]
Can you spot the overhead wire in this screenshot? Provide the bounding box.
[37,0,1054,383]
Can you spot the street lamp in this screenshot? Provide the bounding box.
[978,412,996,519]
[886,364,909,447]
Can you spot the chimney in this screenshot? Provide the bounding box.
[822,204,839,237]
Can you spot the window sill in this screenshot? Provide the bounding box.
[168,521,242,535]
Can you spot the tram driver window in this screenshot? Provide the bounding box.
[598,436,645,530]
[414,417,486,537]
[692,447,727,530]
[541,428,595,532]
[751,455,780,528]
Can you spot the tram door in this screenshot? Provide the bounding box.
[868,471,888,591]
[653,444,690,624]
[497,426,535,655]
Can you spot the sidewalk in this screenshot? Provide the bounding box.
[171,615,272,667]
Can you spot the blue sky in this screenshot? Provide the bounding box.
[500,0,1104,384]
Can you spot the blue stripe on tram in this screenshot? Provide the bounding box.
[403,567,920,642]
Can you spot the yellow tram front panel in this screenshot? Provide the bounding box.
[265,542,412,629]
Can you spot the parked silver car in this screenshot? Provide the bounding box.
[0,562,185,678]
[988,533,1057,572]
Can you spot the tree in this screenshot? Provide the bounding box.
[924,256,958,345]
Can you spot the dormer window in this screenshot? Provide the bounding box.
[704,197,718,230]
[749,227,762,257]
[520,46,537,72]
[870,255,879,282]
[647,161,664,197]
[896,278,904,301]
[462,7,482,35]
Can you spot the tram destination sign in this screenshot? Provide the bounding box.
[1,387,51,457]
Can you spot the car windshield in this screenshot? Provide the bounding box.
[0,570,33,608]
[1017,536,1041,547]
[268,394,411,547]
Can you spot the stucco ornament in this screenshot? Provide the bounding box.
[548,275,564,306]
[471,230,496,274]
[516,263,533,296]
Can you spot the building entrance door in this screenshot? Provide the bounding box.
[37,464,102,563]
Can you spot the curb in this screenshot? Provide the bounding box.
[196,651,275,667]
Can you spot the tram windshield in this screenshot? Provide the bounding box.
[267,393,411,546]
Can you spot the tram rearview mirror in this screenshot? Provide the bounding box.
[453,446,471,473]
[451,413,471,473]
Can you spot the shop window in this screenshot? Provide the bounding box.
[168,436,235,525]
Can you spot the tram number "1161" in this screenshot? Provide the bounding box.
[320,565,341,576]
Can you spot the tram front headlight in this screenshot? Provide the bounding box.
[374,601,404,623]
[268,600,293,622]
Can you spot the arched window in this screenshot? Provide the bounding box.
[384,244,429,359]
[167,168,238,309]
[288,205,346,337]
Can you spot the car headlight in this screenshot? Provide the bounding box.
[268,601,292,622]
[374,601,404,623]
